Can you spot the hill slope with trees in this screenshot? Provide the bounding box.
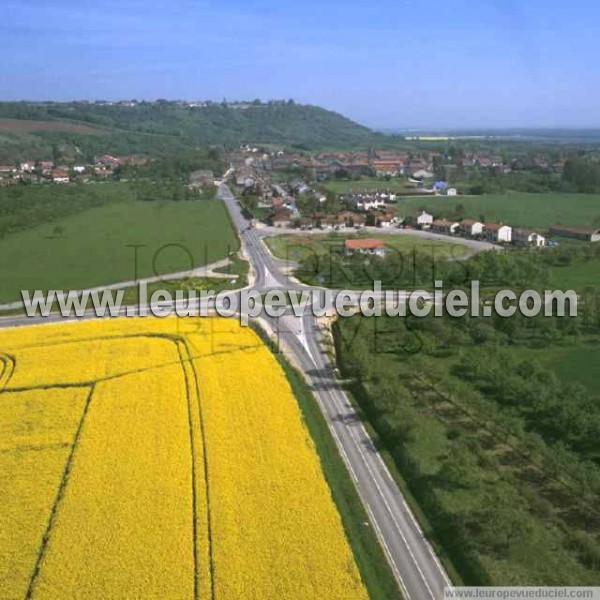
[0,100,380,161]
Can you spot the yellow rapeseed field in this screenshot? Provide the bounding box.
[0,318,367,600]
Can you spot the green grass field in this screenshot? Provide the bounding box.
[320,177,417,195]
[511,340,600,395]
[549,258,600,290]
[0,199,239,302]
[265,232,467,262]
[397,192,600,229]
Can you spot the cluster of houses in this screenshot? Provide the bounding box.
[263,148,569,180]
[413,211,543,245]
[0,154,148,186]
[272,209,400,230]
[232,162,599,247]
[414,212,600,245]
[272,204,600,247]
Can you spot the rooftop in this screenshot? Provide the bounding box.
[345,239,385,250]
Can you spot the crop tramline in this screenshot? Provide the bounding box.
[0,318,367,600]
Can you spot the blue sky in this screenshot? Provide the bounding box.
[1,0,599,129]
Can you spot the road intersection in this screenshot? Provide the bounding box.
[219,183,452,600]
[0,181,455,599]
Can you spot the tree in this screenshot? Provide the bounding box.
[563,158,600,193]
[437,440,480,490]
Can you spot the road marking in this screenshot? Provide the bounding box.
[303,327,443,599]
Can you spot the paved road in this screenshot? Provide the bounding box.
[255,223,501,255]
[0,181,453,600]
[218,183,452,600]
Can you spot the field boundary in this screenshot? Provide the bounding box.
[251,322,402,600]
[4,332,213,599]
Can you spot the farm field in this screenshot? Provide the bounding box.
[397,192,600,229]
[320,177,417,195]
[0,317,368,599]
[0,199,239,303]
[548,257,600,291]
[0,118,107,135]
[265,232,467,262]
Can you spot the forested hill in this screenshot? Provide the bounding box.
[0,100,379,155]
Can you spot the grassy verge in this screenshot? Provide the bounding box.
[1,277,243,318]
[341,383,463,587]
[252,323,402,600]
[212,255,249,287]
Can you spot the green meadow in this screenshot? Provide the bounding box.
[397,192,600,229]
[0,198,238,303]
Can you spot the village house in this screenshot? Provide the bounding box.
[350,213,367,229]
[94,166,113,178]
[95,154,121,169]
[459,219,484,237]
[416,211,434,229]
[271,209,293,228]
[412,169,435,180]
[336,211,355,226]
[297,217,315,230]
[549,226,600,243]
[447,188,458,196]
[513,229,546,247]
[345,239,386,257]
[317,215,334,230]
[485,223,512,243]
[372,159,406,176]
[188,169,214,189]
[235,165,256,187]
[376,211,398,228]
[432,219,460,235]
[51,168,70,184]
[354,195,387,211]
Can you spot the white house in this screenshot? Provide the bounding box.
[345,239,386,256]
[413,169,434,180]
[485,223,512,243]
[356,197,386,211]
[447,188,458,196]
[459,219,484,237]
[73,165,86,173]
[416,211,434,229]
[51,169,70,184]
[513,229,546,247]
[377,212,397,228]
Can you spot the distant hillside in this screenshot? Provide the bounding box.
[0,100,380,161]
